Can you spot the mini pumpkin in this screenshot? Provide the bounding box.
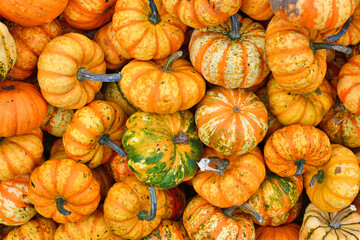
[162,187,187,220]
[41,104,75,137]
[141,220,189,240]
[255,223,301,240]
[109,151,134,182]
[240,0,274,21]
[0,22,16,82]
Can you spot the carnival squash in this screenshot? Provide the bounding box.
[0,22,16,82]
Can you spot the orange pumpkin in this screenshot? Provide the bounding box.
[109,152,134,182]
[256,223,300,240]
[162,187,187,220]
[142,220,189,240]
[0,22,16,82]
[0,80,48,137]
[50,138,70,160]
[112,0,187,60]
[28,159,101,223]
[240,0,274,21]
[41,104,75,137]
[264,124,332,176]
[91,165,114,201]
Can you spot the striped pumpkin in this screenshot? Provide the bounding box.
[41,104,75,137]
[141,220,189,240]
[256,223,300,240]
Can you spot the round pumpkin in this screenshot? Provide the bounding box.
[255,223,301,240]
[0,80,48,137]
[28,159,101,223]
[264,124,332,177]
[195,86,268,156]
[304,144,360,213]
[189,14,269,89]
[123,110,203,190]
[240,0,274,21]
[0,22,16,82]
[41,104,75,137]
[162,186,187,220]
[4,216,57,240]
[192,147,266,208]
[141,220,189,240]
[109,151,134,182]
[0,128,43,181]
[120,51,206,114]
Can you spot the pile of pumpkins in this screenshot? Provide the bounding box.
[1,0,360,239]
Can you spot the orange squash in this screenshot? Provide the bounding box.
[109,152,134,183]
[256,223,300,240]
[91,165,114,201]
[162,187,187,220]
[41,104,75,137]
[240,0,274,21]
[142,220,189,240]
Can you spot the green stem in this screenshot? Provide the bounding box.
[330,205,356,229]
[137,186,157,221]
[99,134,127,157]
[310,40,352,55]
[77,67,122,82]
[294,159,306,176]
[161,51,183,72]
[326,16,353,42]
[309,170,325,188]
[228,14,241,40]
[55,196,72,216]
[148,0,161,25]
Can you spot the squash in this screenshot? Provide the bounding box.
[0,22,16,82]
[41,104,75,137]
[49,138,70,160]
[240,0,274,21]
[141,220,189,240]
[255,223,301,240]
[91,165,114,201]
[109,151,134,182]
[162,187,187,220]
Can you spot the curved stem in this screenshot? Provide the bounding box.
[228,14,241,40]
[77,67,122,82]
[310,40,352,55]
[309,170,325,188]
[222,202,264,223]
[326,16,353,42]
[330,205,357,229]
[161,51,183,72]
[294,159,306,176]
[137,186,157,221]
[197,157,229,176]
[55,196,72,216]
[99,134,127,157]
[148,0,161,25]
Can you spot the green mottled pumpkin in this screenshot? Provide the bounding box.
[122,110,203,190]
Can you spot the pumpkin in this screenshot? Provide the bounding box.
[109,152,134,182]
[270,0,357,30]
[41,104,75,137]
[93,22,132,70]
[4,216,57,240]
[267,75,334,126]
[195,86,268,156]
[7,19,62,81]
[141,220,189,240]
[0,174,37,226]
[28,158,101,223]
[50,138,70,160]
[103,176,166,239]
[189,14,269,89]
[91,165,114,201]
[162,186,187,220]
[0,128,43,181]
[0,225,14,239]
[304,144,360,213]
[240,0,274,21]
[54,210,124,240]
[183,195,256,240]
[337,54,360,114]
[120,51,206,114]
[0,0,68,26]
[162,0,242,29]
[299,203,360,240]
[255,223,301,240]
[112,0,187,60]
[0,22,16,82]
[192,147,266,208]
[123,110,203,190]
[37,32,122,109]
[264,124,332,176]
[266,15,351,94]
[63,0,117,30]
[63,100,127,168]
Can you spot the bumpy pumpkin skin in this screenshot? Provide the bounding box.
[41,104,75,137]
[0,22,16,82]
[37,33,106,109]
[299,203,360,240]
[183,195,256,240]
[270,0,357,30]
[162,0,241,29]
[304,144,360,213]
[337,54,360,114]
[4,216,57,240]
[28,159,101,223]
[264,124,332,177]
[266,15,326,94]
[255,223,301,240]
[192,147,266,208]
[141,220,189,240]
[240,0,274,21]
[195,86,268,155]
[189,14,269,89]
[103,176,166,240]
[267,75,334,126]
[112,0,187,61]
[123,110,203,190]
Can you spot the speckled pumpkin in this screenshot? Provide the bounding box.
[109,151,134,183]
[123,110,203,190]
[162,186,187,220]
[41,104,75,137]
[255,223,301,240]
[195,86,268,155]
[141,220,189,240]
[189,14,269,89]
[0,22,16,82]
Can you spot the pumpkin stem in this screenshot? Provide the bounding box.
[326,16,353,42]
[228,14,242,40]
[161,51,183,72]
[197,157,230,176]
[222,202,264,223]
[233,106,241,113]
[99,134,127,157]
[173,131,190,144]
[148,0,161,25]
[294,159,306,176]
[0,137,4,143]
[1,85,14,90]
[316,88,322,96]
[77,67,122,82]
[330,205,357,229]
[137,186,157,221]
[55,196,72,216]
[310,40,352,55]
[309,170,325,188]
